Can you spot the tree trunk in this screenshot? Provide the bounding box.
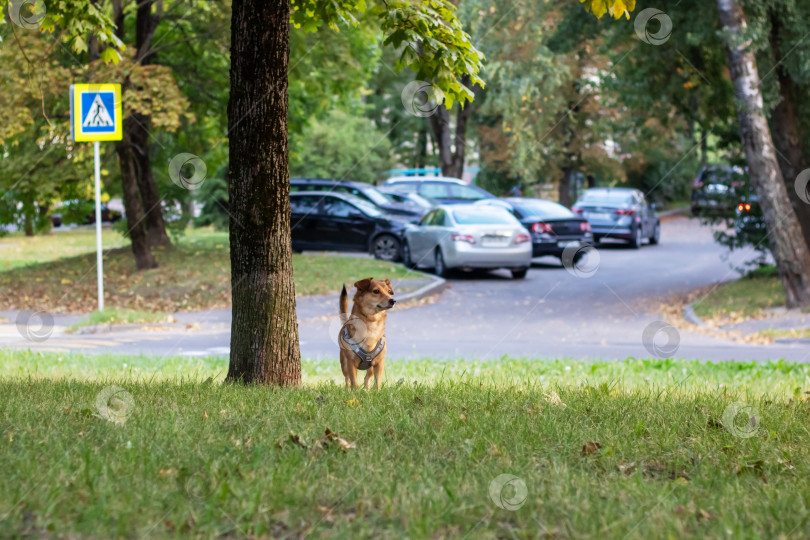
[717,0,810,308]
[429,75,471,178]
[116,120,157,270]
[226,0,301,385]
[768,10,810,249]
[559,166,574,207]
[130,110,171,247]
[131,0,171,247]
[416,125,427,170]
[22,195,34,237]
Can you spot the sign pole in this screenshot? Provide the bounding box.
[70,83,121,313]
[93,140,104,312]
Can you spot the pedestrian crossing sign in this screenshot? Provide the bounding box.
[70,84,123,142]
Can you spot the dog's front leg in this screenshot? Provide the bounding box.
[373,361,384,390]
[363,368,373,389]
[348,364,359,389]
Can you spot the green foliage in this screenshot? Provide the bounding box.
[290,109,392,184]
[291,0,485,109]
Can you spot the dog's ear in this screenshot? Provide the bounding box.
[354,277,373,291]
[384,278,391,287]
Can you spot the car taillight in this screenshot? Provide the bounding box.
[579,221,591,232]
[532,222,553,233]
[572,207,584,214]
[514,233,531,244]
[614,209,635,216]
[745,203,751,211]
[737,203,744,211]
[450,233,476,244]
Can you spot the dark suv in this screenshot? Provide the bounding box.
[290,178,424,221]
[691,166,747,216]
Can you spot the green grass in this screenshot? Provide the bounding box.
[755,328,810,340]
[0,227,421,313]
[0,227,128,270]
[692,265,785,319]
[66,308,172,332]
[2,351,810,538]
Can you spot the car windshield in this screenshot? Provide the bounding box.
[358,187,392,206]
[451,207,517,225]
[513,200,574,219]
[350,197,384,217]
[579,191,633,206]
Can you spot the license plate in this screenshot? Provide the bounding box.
[588,212,610,220]
[481,236,509,247]
[558,240,580,248]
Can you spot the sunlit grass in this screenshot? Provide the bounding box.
[1,351,809,538]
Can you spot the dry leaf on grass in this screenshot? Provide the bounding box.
[313,428,356,452]
[581,442,602,457]
[544,391,566,408]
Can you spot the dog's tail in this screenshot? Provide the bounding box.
[339,284,349,324]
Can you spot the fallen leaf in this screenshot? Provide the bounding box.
[581,441,602,457]
[345,398,360,408]
[202,410,208,420]
[158,468,176,477]
[314,428,356,452]
[544,391,567,408]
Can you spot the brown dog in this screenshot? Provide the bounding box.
[338,277,395,389]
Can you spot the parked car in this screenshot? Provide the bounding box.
[402,204,532,279]
[377,186,438,211]
[51,201,122,227]
[476,198,593,260]
[572,188,660,249]
[290,178,424,221]
[382,176,496,204]
[691,166,746,216]
[290,192,406,261]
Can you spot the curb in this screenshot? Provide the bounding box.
[396,272,447,304]
[683,303,705,327]
[73,273,447,335]
[73,321,178,335]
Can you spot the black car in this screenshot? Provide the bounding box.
[290,178,424,221]
[51,202,122,227]
[382,177,496,204]
[290,192,406,261]
[691,166,746,216]
[476,198,593,260]
[572,188,660,248]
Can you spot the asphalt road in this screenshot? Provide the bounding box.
[2,217,808,362]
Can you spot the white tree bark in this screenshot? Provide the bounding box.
[717,0,810,308]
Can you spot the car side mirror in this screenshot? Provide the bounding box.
[348,211,364,219]
[650,203,659,211]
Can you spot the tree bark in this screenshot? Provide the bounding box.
[768,10,810,248]
[226,0,301,385]
[115,119,157,270]
[131,0,171,248]
[429,75,471,178]
[559,166,574,207]
[717,0,810,308]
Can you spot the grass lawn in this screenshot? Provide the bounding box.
[692,265,785,320]
[2,351,810,538]
[0,228,421,314]
[0,227,129,270]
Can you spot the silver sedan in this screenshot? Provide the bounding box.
[402,204,533,279]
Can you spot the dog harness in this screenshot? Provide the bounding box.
[341,326,385,370]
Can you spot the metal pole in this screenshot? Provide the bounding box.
[93,140,104,312]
